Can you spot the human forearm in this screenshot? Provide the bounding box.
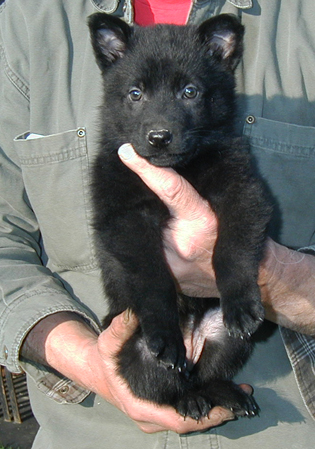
[259,239,315,335]
[20,312,100,387]
[21,311,139,403]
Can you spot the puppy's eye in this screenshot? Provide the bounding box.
[129,88,143,101]
[183,85,198,99]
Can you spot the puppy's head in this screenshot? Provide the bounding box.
[88,13,244,167]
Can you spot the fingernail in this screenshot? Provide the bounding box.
[123,308,137,326]
[223,415,236,422]
[208,410,235,422]
[123,308,132,324]
[118,144,135,161]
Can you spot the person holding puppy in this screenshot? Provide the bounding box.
[0,0,314,447]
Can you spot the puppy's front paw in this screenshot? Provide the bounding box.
[222,290,264,338]
[145,329,186,372]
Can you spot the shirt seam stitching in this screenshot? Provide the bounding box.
[0,43,30,101]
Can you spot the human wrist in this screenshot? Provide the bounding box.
[21,312,100,389]
[258,239,285,321]
[258,239,315,334]
[45,315,101,390]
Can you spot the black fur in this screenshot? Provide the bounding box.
[88,13,271,420]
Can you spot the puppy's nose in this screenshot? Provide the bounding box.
[148,129,172,147]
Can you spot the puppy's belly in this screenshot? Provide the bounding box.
[183,307,226,367]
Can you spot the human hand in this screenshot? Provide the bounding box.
[22,310,244,433]
[88,310,245,433]
[118,144,220,297]
[117,145,315,336]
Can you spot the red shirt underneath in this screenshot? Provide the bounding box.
[134,0,192,26]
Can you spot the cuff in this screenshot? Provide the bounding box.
[0,288,102,373]
[19,358,91,404]
[298,246,315,256]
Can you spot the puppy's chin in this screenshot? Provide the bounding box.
[146,154,184,167]
[134,148,197,168]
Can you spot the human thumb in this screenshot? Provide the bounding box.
[100,309,138,355]
[118,144,205,217]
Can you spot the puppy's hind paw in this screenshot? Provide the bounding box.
[176,393,212,421]
[231,393,260,418]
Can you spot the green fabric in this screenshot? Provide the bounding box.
[0,0,314,447]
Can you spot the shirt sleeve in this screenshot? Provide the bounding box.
[280,328,315,420]
[280,246,315,420]
[0,6,100,403]
[298,246,315,256]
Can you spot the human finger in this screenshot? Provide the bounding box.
[129,402,235,434]
[238,383,253,395]
[137,383,255,433]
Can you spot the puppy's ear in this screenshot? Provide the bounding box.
[198,14,244,72]
[88,13,132,71]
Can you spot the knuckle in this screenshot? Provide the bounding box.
[162,175,187,204]
[126,408,139,422]
[137,424,155,434]
[173,422,189,434]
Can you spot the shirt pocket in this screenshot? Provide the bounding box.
[243,116,315,249]
[14,128,97,271]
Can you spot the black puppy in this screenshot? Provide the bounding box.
[88,13,271,420]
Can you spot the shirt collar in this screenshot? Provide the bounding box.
[228,0,252,8]
[90,0,119,13]
[89,0,253,14]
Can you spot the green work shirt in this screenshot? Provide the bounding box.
[0,0,314,448]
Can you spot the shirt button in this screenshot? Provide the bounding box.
[59,385,70,395]
[246,115,255,124]
[77,128,86,138]
[4,346,8,360]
